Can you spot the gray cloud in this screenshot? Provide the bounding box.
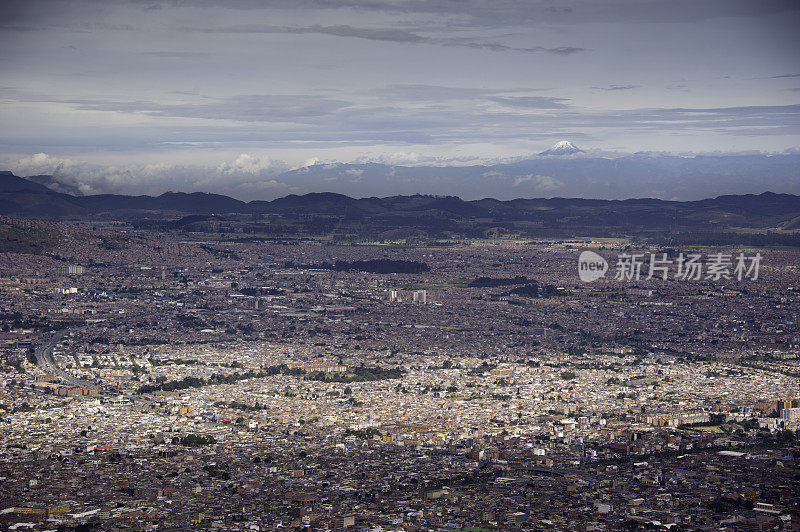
[0,21,136,32]
[142,51,212,58]
[512,174,564,190]
[187,23,424,42]
[184,23,586,54]
[112,0,800,26]
[293,24,425,43]
[3,85,797,147]
[488,96,571,109]
[593,84,637,91]
[3,0,799,37]
[0,25,40,32]
[373,84,550,101]
[69,94,353,122]
[442,38,586,55]
[549,105,800,135]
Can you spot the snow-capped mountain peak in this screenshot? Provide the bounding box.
[539,140,584,156]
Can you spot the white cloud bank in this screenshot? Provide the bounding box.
[5,152,296,198]
[512,174,564,190]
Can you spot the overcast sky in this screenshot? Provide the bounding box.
[1,0,799,198]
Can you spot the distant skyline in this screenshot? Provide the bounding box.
[1,0,799,199]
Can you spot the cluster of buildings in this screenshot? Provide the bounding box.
[0,221,798,529]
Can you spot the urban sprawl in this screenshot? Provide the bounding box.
[1,218,799,531]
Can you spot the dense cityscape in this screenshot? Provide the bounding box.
[0,213,798,531]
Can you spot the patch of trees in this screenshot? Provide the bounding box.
[468,362,497,375]
[305,365,404,383]
[148,357,201,366]
[646,231,800,248]
[137,370,266,394]
[199,244,240,260]
[6,401,35,413]
[215,400,268,412]
[174,313,208,329]
[306,259,430,274]
[121,338,169,346]
[99,234,132,250]
[345,427,381,439]
[5,359,25,374]
[0,312,60,331]
[262,364,306,377]
[468,276,529,288]
[1,225,59,254]
[172,433,216,446]
[705,496,754,513]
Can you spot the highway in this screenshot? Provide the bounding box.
[34,329,93,387]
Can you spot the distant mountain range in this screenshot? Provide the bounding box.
[0,171,53,194]
[3,170,800,246]
[6,151,800,203]
[245,153,800,201]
